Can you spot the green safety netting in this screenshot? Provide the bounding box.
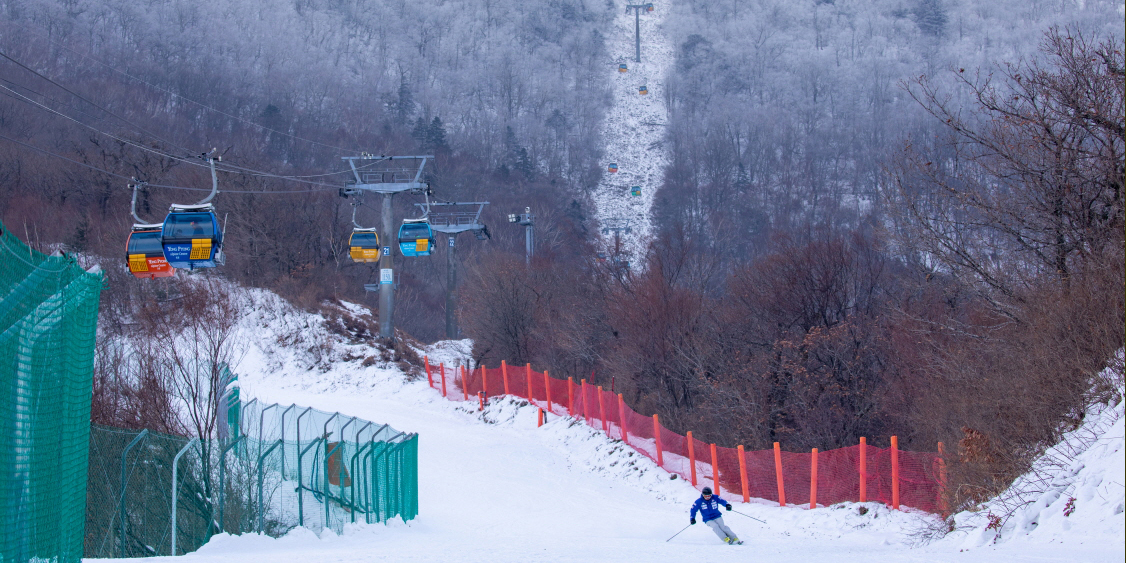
[84,399,418,558]
[0,221,104,563]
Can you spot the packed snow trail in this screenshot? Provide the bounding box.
[91,301,1121,562]
[592,0,674,262]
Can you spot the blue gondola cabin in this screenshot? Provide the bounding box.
[630,186,642,197]
[398,220,434,257]
[608,163,619,173]
[639,85,649,95]
[348,229,381,262]
[161,204,223,269]
[126,226,174,279]
[619,63,628,73]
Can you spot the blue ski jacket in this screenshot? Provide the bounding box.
[690,495,729,522]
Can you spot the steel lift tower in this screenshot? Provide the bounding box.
[422,201,490,339]
[625,3,655,62]
[340,155,433,341]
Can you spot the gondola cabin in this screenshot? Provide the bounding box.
[160,204,223,270]
[638,85,649,95]
[619,63,628,73]
[397,220,434,257]
[126,226,174,279]
[608,162,619,173]
[348,229,381,262]
[646,3,654,12]
[630,186,642,197]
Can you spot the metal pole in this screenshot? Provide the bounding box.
[635,7,641,62]
[257,440,283,533]
[171,437,200,556]
[119,429,148,558]
[379,192,395,339]
[294,406,313,524]
[445,233,458,338]
[296,437,323,528]
[217,435,245,534]
[525,223,534,265]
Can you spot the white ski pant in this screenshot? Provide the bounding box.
[705,516,737,541]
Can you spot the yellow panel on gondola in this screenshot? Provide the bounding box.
[128,254,149,272]
[416,239,429,253]
[190,238,212,260]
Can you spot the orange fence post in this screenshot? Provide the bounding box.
[425,356,433,388]
[440,363,447,397]
[461,366,469,401]
[581,379,588,421]
[544,371,553,413]
[937,442,948,514]
[598,386,607,433]
[567,377,574,415]
[810,448,818,509]
[526,364,533,401]
[687,431,697,486]
[737,445,749,503]
[501,360,510,396]
[653,414,664,467]
[859,437,867,503]
[891,435,900,510]
[617,394,628,444]
[710,443,720,496]
[537,407,544,427]
[774,442,786,507]
[481,365,488,398]
[478,391,485,411]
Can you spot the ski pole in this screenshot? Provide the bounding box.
[665,523,692,542]
[730,509,767,524]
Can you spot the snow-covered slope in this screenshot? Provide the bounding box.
[591,0,674,262]
[941,359,1125,551]
[98,291,1124,563]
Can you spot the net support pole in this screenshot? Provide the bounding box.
[440,363,447,397]
[526,364,533,401]
[891,436,900,510]
[774,442,786,507]
[537,408,544,427]
[687,431,697,486]
[810,448,818,509]
[737,445,749,503]
[581,379,588,422]
[502,361,510,396]
[120,429,149,558]
[460,365,469,401]
[425,357,433,388]
[598,387,607,433]
[710,443,720,496]
[170,437,199,556]
[544,371,553,413]
[859,437,867,503]
[617,394,628,444]
[937,441,948,514]
[481,365,488,398]
[567,377,574,415]
[653,415,664,467]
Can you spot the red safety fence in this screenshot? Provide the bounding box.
[424,358,946,514]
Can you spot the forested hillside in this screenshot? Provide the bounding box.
[1,0,1122,520]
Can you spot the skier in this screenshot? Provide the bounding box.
[689,487,743,545]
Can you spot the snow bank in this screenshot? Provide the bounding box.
[944,358,1125,551]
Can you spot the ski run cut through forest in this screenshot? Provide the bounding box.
[96,289,1123,563]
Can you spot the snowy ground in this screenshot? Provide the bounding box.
[591,0,674,263]
[91,294,1124,562]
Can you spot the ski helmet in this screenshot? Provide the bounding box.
[702,487,712,495]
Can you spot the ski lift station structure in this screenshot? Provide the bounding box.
[339,154,433,340]
[421,201,490,339]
